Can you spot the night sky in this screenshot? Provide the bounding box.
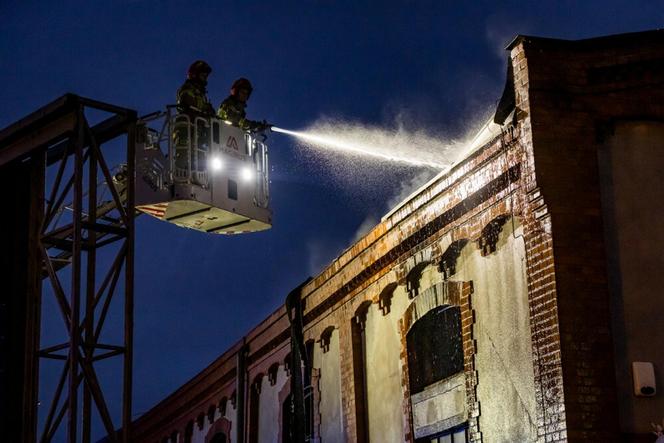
[2,0,662,437]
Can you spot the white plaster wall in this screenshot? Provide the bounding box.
[453,220,538,442]
[419,265,440,291]
[226,401,237,442]
[365,285,410,442]
[315,329,343,443]
[258,367,289,443]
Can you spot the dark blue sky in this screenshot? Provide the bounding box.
[2,0,662,435]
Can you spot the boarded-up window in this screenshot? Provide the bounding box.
[407,305,463,395]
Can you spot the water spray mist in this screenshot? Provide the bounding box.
[272,126,451,170]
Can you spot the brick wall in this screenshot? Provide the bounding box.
[131,30,664,443]
[513,30,664,441]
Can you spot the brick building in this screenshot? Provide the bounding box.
[130,30,664,443]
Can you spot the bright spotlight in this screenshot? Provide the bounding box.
[241,167,254,182]
[210,157,223,171]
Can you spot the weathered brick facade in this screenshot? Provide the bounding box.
[130,30,664,443]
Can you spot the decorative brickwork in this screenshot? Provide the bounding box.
[477,214,509,256]
[206,405,216,424]
[267,363,279,386]
[378,283,397,315]
[438,239,468,279]
[318,326,334,353]
[353,301,372,331]
[218,397,227,417]
[405,262,430,299]
[283,354,291,377]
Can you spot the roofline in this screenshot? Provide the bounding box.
[506,28,664,50]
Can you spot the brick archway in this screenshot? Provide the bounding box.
[205,417,232,443]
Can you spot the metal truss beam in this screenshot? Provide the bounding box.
[0,95,136,443]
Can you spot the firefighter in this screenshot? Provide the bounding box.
[218,78,271,132]
[176,60,215,115]
[175,60,214,177]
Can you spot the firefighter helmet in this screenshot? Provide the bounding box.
[187,60,212,79]
[230,77,253,96]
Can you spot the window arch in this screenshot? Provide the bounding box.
[204,417,231,443]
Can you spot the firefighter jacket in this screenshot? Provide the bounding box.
[217,95,262,131]
[176,79,214,116]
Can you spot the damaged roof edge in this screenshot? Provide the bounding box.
[381,115,505,222]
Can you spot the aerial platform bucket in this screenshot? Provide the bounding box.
[134,108,271,234]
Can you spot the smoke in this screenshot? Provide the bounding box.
[485,13,533,62]
[351,215,380,243]
[385,169,438,210]
[306,236,354,277]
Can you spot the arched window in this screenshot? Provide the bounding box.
[209,433,226,443]
[351,301,372,442]
[248,374,264,443]
[406,305,463,394]
[184,420,194,443]
[303,340,315,442]
[282,393,293,443]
